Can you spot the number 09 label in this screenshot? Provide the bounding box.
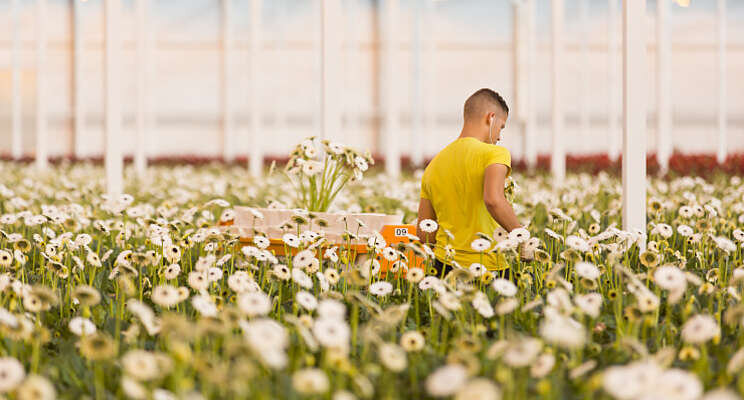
[394,228,408,237]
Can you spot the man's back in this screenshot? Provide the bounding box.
[420,137,511,269]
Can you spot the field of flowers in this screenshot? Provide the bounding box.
[1,158,744,400]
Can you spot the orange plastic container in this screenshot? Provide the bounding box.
[224,221,425,273]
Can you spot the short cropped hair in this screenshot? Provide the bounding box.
[463,88,509,122]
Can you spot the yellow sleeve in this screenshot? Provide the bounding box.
[484,146,512,177]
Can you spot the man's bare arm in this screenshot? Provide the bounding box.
[483,164,521,232]
[416,198,438,245]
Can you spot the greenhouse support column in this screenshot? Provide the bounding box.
[11,0,22,159]
[381,0,401,177]
[551,0,565,181]
[578,0,589,145]
[410,0,424,167]
[135,0,149,176]
[105,0,123,196]
[36,0,48,170]
[524,0,537,169]
[222,0,235,162]
[622,0,647,244]
[716,0,727,164]
[513,0,527,160]
[423,0,436,163]
[321,0,341,142]
[73,0,84,158]
[608,0,620,161]
[248,0,263,177]
[656,0,671,173]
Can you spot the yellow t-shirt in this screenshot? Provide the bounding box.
[420,137,511,271]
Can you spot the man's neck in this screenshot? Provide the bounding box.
[458,126,488,144]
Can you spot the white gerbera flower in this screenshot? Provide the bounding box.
[454,378,501,400]
[296,290,318,311]
[238,291,272,317]
[292,268,314,289]
[369,281,393,297]
[253,235,270,249]
[282,233,301,248]
[468,263,486,277]
[302,161,323,177]
[0,357,25,393]
[539,311,586,349]
[121,350,161,382]
[470,238,492,252]
[293,250,315,268]
[508,227,530,243]
[419,219,438,233]
[565,235,590,252]
[676,224,694,237]
[425,364,468,397]
[313,317,350,349]
[574,293,602,318]
[68,317,97,336]
[378,343,407,372]
[574,261,600,281]
[653,265,686,291]
[651,223,674,238]
[292,368,329,395]
[381,247,398,262]
[191,294,218,317]
[681,314,720,344]
[492,278,517,297]
[317,299,346,320]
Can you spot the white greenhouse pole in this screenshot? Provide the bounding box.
[73,0,84,159]
[656,0,672,173]
[524,0,537,169]
[622,0,647,241]
[321,0,341,142]
[36,0,48,170]
[248,0,263,177]
[608,0,620,161]
[578,0,589,144]
[381,0,401,177]
[105,0,123,196]
[222,0,235,162]
[551,0,565,181]
[410,0,424,167]
[716,0,727,164]
[513,0,527,160]
[11,0,22,159]
[423,0,436,164]
[135,0,149,176]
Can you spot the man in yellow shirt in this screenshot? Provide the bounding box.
[417,88,522,276]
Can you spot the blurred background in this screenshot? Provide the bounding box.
[0,0,742,172]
